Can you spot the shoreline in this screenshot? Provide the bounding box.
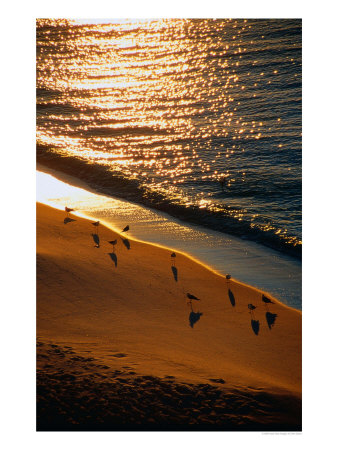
[37,199,299,314]
[37,164,302,309]
[36,151,301,259]
[37,202,301,431]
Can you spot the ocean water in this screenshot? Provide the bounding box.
[36,18,302,258]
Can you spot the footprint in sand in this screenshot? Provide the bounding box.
[112,353,127,358]
[209,378,226,384]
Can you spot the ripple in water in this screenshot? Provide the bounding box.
[36,18,301,257]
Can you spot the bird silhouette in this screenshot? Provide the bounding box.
[92,221,100,228]
[171,252,176,266]
[121,225,129,233]
[108,239,117,246]
[226,274,231,280]
[187,293,200,301]
[248,303,257,320]
[65,206,74,216]
[262,294,274,311]
[262,294,274,305]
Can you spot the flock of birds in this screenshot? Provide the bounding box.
[91,219,129,235]
[248,294,275,316]
[66,206,130,247]
[65,206,275,324]
[66,206,206,310]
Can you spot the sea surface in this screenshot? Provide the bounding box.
[36,18,301,258]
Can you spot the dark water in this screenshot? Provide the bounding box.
[36,19,302,257]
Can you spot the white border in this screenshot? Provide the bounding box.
[2,1,337,448]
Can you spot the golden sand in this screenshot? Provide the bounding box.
[37,202,301,430]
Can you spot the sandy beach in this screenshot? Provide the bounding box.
[36,202,301,431]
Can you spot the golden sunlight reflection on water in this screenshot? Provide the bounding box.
[37,19,302,251]
[37,18,264,168]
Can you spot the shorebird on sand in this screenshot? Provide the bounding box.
[65,206,74,216]
[248,303,257,320]
[262,294,274,305]
[121,225,129,233]
[262,294,274,311]
[108,239,117,250]
[92,221,100,228]
[171,252,176,265]
[187,293,200,301]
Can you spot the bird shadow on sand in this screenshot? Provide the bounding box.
[266,312,278,330]
[189,311,203,328]
[188,303,203,328]
[228,289,235,307]
[108,252,117,268]
[64,217,76,225]
[91,233,100,248]
[121,237,130,250]
[251,319,260,335]
[171,265,178,282]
